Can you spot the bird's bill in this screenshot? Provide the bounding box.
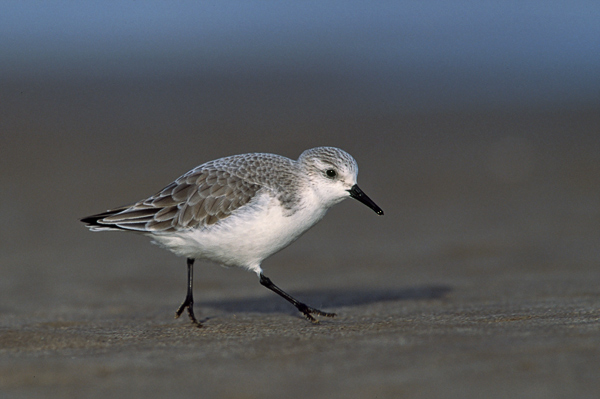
[348,185,384,215]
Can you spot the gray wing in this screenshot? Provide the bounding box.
[83,168,262,233]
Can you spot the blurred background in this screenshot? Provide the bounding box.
[1,1,599,397]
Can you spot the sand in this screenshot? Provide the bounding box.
[1,77,599,398]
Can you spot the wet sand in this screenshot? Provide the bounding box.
[1,78,599,398]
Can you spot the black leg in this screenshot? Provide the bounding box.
[175,258,202,327]
[259,273,336,323]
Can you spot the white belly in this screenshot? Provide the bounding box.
[149,192,327,273]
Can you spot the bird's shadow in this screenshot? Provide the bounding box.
[203,285,452,315]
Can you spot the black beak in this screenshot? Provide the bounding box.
[348,185,384,215]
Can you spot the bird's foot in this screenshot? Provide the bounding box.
[175,297,202,328]
[297,303,336,323]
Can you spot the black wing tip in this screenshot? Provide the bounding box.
[80,214,102,226]
[80,209,122,227]
[80,207,159,232]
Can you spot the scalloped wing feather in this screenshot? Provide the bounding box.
[88,169,262,233]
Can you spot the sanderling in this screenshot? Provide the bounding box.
[81,147,383,326]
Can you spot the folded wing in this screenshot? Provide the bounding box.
[81,168,262,233]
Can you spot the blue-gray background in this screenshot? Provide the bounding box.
[3,1,599,110]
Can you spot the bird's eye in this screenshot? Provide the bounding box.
[325,169,337,178]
